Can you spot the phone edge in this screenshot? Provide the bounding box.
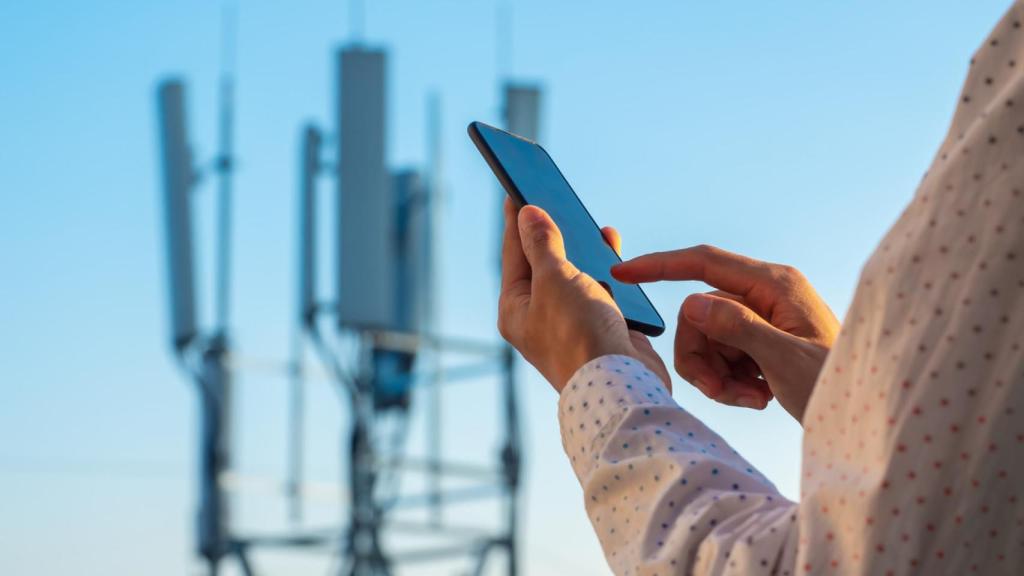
[467,121,666,338]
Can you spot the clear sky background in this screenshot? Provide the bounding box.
[0,1,1014,574]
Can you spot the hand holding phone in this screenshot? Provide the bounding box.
[496,197,671,390]
[471,121,669,389]
[469,121,665,336]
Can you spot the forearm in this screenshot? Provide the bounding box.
[559,355,799,575]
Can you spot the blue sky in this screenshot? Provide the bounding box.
[0,1,1013,574]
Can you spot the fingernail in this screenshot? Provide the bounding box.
[737,396,762,409]
[684,295,712,325]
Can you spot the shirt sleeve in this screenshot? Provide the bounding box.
[559,355,799,575]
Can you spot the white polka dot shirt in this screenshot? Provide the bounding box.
[558,3,1024,574]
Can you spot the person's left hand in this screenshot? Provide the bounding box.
[497,198,670,392]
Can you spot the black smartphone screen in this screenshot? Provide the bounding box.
[469,121,665,336]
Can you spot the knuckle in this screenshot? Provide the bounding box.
[771,264,805,287]
[673,354,689,378]
[693,243,716,257]
[558,261,579,280]
[496,300,517,340]
[496,315,510,340]
[776,264,799,277]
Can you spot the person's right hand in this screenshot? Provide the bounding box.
[611,245,839,424]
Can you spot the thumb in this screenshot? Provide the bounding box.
[517,205,568,273]
[681,293,788,360]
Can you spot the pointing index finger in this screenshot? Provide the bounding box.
[611,244,772,298]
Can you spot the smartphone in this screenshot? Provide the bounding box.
[468,121,665,337]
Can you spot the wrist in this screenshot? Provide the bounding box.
[553,340,635,392]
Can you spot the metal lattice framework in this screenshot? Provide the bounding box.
[156,5,538,571]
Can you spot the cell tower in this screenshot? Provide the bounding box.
[157,5,535,575]
[289,43,524,576]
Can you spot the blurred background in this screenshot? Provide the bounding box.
[0,1,1013,574]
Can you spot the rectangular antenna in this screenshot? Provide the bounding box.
[157,79,198,350]
[371,168,422,410]
[299,124,321,326]
[337,47,395,329]
[393,169,429,334]
[504,83,542,140]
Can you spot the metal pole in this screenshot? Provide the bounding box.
[344,337,390,576]
[215,1,236,336]
[496,1,512,80]
[198,335,231,575]
[349,0,365,43]
[287,330,305,524]
[425,93,443,526]
[501,345,521,576]
[291,124,320,523]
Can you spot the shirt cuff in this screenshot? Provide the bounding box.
[558,354,674,481]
